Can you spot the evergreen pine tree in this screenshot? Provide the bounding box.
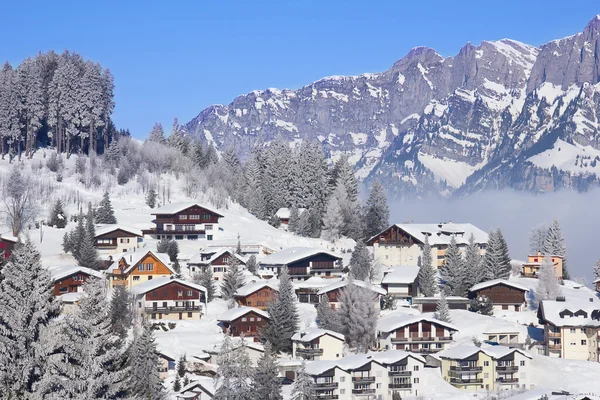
[495,229,512,279]
[321,187,344,241]
[435,291,451,323]
[439,235,467,296]
[86,201,95,238]
[76,230,100,270]
[129,321,165,400]
[96,190,117,224]
[49,198,67,228]
[173,375,181,392]
[463,233,483,288]
[469,295,494,316]
[62,230,72,253]
[482,229,512,281]
[392,392,402,400]
[261,265,300,353]
[528,224,547,255]
[70,209,86,260]
[594,259,600,280]
[177,354,186,377]
[110,285,131,339]
[252,342,282,400]
[214,336,253,400]
[535,256,562,302]
[157,237,170,253]
[381,293,396,310]
[236,233,242,255]
[268,214,282,228]
[246,255,258,275]
[316,294,340,332]
[194,268,216,302]
[146,187,157,209]
[349,242,372,282]
[0,239,60,399]
[167,240,179,263]
[220,258,244,300]
[417,235,437,297]
[296,209,311,237]
[337,277,378,353]
[288,206,300,233]
[543,218,570,280]
[363,181,389,240]
[291,361,315,400]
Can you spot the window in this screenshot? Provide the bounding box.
[177,290,183,297]
[207,235,213,241]
[138,302,142,308]
[339,377,345,383]
[151,313,156,319]
[246,326,251,332]
[340,389,345,395]
[242,317,247,322]
[97,238,112,244]
[570,342,576,346]
[133,276,140,281]
[257,317,262,321]
[205,225,213,230]
[520,360,525,366]
[187,290,193,296]
[413,366,419,371]
[483,361,489,366]
[179,215,188,220]
[175,235,184,240]
[376,383,381,389]
[250,317,255,322]
[189,215,200,220]
[138,265,145,272]
[59,287,68,293]
[581,328,586,334]
[188,312,192,318]
[570,328,576,333]
[145,263,154,271]
[223,257,230,263]
[414,378,419,384]
[148,276,153,280]
[202,214,211,220]
[582,339,587,345]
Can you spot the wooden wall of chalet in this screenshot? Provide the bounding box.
[96,229,140,240]
[53,272,93,296]
[154,205,221,225]
[210,252,244,266]
[288,254,339,270]
[224,311,268,337]
[471,284,526,305]
[0,239,16,259]
[146,282,203,301]
[237,287,277,309]
[366,225,417,246]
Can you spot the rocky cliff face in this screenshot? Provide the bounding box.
[183,16,600,199]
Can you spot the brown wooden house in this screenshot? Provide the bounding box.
[377,314,458,353]
[142,202,224,241]
[50,266,104,296]
[259,247,343,281]
[469,279,529,312]
[130,277,207,321]
[94,225,142,254]
[109,249,175,288]
[187,248,247,281]
[217,306,270,340]
[0,233,18,259]
[318,279,386,310]
[234,281,279,310]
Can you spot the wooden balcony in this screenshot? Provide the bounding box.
[315,382,338,390]
[145,305,201,312]
[391,335,452,343]
[142,227,205,235]
[548,344,562,350]
[352,376,375,383]
[450,365,483,372]
[497,378,519,384]
[450,378,483,385]
[547,331,561,338]
[496,365,518,372]
[315,395,338,400]
[297,348,324,356]
[351,389,376,395]
[389,383,412,389]
[388,370,411,376]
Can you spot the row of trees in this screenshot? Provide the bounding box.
[0,239,164,399]
[0,51,115,160]
[529,218,570,279]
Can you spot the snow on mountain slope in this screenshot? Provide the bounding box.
[528,139,600,175]
[418,152,483,188]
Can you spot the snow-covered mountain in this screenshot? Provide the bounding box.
[183,15,600,198]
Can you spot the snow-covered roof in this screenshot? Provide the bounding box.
[129,277,207,295]
[275,208,306,219]
[412,296,469,303]
[187,248,246,266]
[0,232,18,243]
[538,298,600,327]
[294,276,343,290]
[594,278,600,284]
[291,328,345,342]
[180,377,216,397]
[469,279,530,293]
[369,222,488,246]
[95,224,143,238]
[151,202,223,217]
[58,292,84,303]
[381,266,420,285]
[260,247,341,266]
[305,350,425,376]
[437,344,531,360]
[317,279,387,296]
[217,306,269,322]
[234,281,279,297]
[118,249,174,274]
[50,265,104,281]
[377,312,458,333]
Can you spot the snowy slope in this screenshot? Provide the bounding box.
[528,139,600,175]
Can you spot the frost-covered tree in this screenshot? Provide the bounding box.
[316,294,339,332]
[148,122,166,144]
[291,361,315,400]
[268,214,281,228]
[417,235,437,297]
[1,166,37,236]
[41,278,129,398]
[262,266,299,353]
[543,218,570,280]
[334,155,359,203]
[49,198,67,228]
[69,209,86,260]
[246,255,258,275]
[146,186,157,209]
[381,293,396,310]
[220,258,244,300]
[350,242,372,282]
[214,336,252,400]
[0,239,60,399]
[440,235,467,296]
[86,201,96,239]
[236,234,242,255]
[529,224,547,255]
[535,256,562,302]
[173,375,181,392]
[129,321,165,400]
[321,187,344,241]
[338,278,378,353]
[110,285,131,339]
[296,209,312,237]
[194,268,216,302]
[482,229,511,281]
[594,259,600,280]
[288,206,300,233]
[96,190,117,224]
[252,342,282,400]
[469,295,494,316]
[177,354,186,377]
[463,233,483,287]
[76,230,100,270]
[435,291,451,323]
[363,181,389,240]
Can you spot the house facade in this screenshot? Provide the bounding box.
[217,306,269,340]
[469,279,529,312]
[94,225,142,254]
[0,233,17,259]
[318,279,387,310]
[259,247,343,281]
[295,277,343,304]
[234,281,278,310]
[380,266,420,302]
[377,314,458,354]
[108,249,174,288]
[142,202,224,241]
[187,249,246,281]
[291,328,345,361]
[274,207,306,228]
[538,298,600,361]
[411,296,470,313]
[366,223,488,268]
[522,253,563,279]
[51,266,104,296]
[130,277,207,321]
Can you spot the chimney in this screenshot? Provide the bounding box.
[556,296,566,302]
[591,298,595,302]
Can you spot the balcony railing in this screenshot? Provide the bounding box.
[315,395,338,400]
[389,383,412,389]
[315,382,338,389]
[450,378,483,384]
[351,389,376,395]
[497,378,519,384]
[145,306,200,312]
[548,344,562,350]
[142,227,205,235]
[450,366,483,372]
[388,370,411,376]
[391,335,452,343]
[496,365,518,372]
[413,348,441,354]
[297,348,324,356]
[547,331,561,338]
[352,376,375,383]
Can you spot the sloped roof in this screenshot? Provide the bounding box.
[187,248,247,266]
[234,281,279,297]
[129,277,207,295]
[275,208,306,219]
[317,279,387,296]
[118,249,174,274]
[305,350,425,376]
[58,292,84,303]
[151,202,223,217]
[369,222,488,247]
[0,232,18,243]
[95,224,143,238]
[260,247,341,266]
[437,344,531,360]
[469,279,529,293]
[217,306,270,322]
[377,312,458,333]
[294,276,344,290]
[381,266,420,285]
[50,265,104,281]
[291,328,345,342]
[538,298,600,327]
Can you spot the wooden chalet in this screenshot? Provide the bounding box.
[94,225,142,254]
[187,248,246,281]
[411,296,470,313]
[142,202,224,241]
[0,233,18,259]
[377,313,458,353]
[50,266,104,296]
[469,279,529,312]
[130,277,207,321]
[317,279,386,309]
[176,379,215,400]
[259,247,343,281]
[233,281,279,310]
[108,249,174,288]
[217,306,270,340]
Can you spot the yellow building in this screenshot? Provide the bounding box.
[522,252,563,279]
[109,249,174,288]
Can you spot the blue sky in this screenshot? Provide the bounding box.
[1,1,599,139]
